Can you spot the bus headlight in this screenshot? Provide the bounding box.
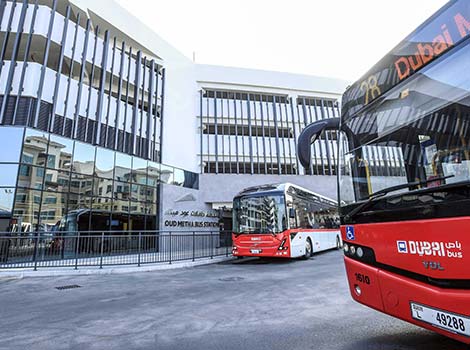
[356,247,364,258]
[343,243,376,264]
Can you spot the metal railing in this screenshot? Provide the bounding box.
[0,230,233,270]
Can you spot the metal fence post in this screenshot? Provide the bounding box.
[99,232,104,269]
[225,231,229,257]
[138,231,141,267]
[169,232,172,264]
[192,231,195,262]
[210,231,213,259]
[74,231,80,270]
[33,231,39,271]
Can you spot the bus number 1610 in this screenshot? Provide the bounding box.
[355,273,371,285]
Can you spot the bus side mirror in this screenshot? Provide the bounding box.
[289,208,296,219]
[297,118,340,171]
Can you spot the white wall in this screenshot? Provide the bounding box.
[195,64,348,98]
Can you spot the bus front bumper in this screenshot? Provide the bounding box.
[232,246,290,258]
[344,256,470,344]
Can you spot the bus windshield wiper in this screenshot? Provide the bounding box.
[344,175,454,222]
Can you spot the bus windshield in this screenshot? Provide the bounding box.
[340,38,470,205]
[233,195,287,234]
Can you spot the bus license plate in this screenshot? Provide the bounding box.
[410,302,470,337]
[250,249,261,254]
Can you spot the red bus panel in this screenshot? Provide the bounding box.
[341,218,470,344]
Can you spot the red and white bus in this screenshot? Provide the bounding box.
[298,0,470,343]
[232,183,341,259]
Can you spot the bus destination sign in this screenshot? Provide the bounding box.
[342,0,470,120]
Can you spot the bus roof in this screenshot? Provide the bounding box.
[234,183,337,205]
[342,0,470,120]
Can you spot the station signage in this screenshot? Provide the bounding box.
[163,209,220,228]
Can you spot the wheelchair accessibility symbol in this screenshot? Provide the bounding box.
[346,226,355,240]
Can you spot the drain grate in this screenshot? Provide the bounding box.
[55,284,81,290]
[218,277,244,282]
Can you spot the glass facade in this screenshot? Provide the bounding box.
[0,126,198,234]
[0,1,163,162]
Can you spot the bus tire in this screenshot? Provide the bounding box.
[336,236,342,249]
[303,238,312,259]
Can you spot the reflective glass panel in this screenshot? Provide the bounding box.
[147,162,160,187]
[72,142,96,175]
[146,187,157,204]
[144,215,158,230]
[11,189,42,231]
[160,165,174,184]
[0,187,15,212]
[0,127,24,163]
[40,191,65,228]
[94,177,114,199]
[184,170,199,189]
[49,135,74,171]
[22,129,49,167]
[91,196,113,213]
[129,213,146,231]
[129,184,148,202]
[43,169,70,193]
[132,157,148,185]
[17,165,44,190]
[0,164,19,187]
[67,195,92,211]
[113,181,131,202]
[69,173,94,196]
[173,168,185,186]
[95,148,115,179]
[130,203,145,214]
[114,153,132,182]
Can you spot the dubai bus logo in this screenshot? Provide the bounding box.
[397,241,408,253]
[396,240,463,259]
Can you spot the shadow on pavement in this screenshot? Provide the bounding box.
[219,257,298,265]
[342,330,468,350]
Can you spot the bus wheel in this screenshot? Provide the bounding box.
[336,236,342,249]
[303,238,312,259]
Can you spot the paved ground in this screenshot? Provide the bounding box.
[0,250,466,350]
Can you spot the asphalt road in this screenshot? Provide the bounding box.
[0,250,466,350]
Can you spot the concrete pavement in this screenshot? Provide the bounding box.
[0,250,465,350]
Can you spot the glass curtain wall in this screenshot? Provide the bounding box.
[0,1,164,163]
[0,126,198,234]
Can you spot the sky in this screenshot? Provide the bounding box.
[116,0,448,83]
